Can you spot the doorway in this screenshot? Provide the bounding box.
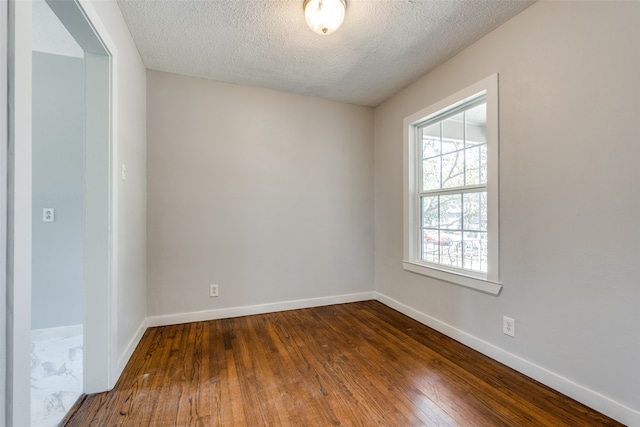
[6,0,112,425]
[30,1,86,425]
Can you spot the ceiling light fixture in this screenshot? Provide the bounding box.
[303,0,346,35]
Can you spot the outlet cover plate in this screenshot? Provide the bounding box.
[503,316,515,337]
[209,284,219,297]
[43,208,55,222]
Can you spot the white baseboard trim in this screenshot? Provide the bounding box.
[31,324,83,341]
[147,291,376,328]
[116,317,148,379]
[374,292,640,427]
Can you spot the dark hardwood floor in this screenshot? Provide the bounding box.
[63,301,622,426]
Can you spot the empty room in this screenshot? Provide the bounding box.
[3,0,639,426]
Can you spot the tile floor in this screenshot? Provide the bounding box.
[31,325,83,427]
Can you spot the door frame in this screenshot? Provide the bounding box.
[6,1,33,424]
[6,0,117,424]
[1,0,9,424]
[45,0,115,395]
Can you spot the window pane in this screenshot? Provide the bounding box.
[440,194,461,230]
[479,192,487,231]
[422,123,440,159]
[466,104,486,146]
[421,196,439,228]
[423,157,440,191]
[442,113,464,154]
[463,192,480,231]
[439,232,462,269]
[441,152,464,188]
[465,146,481,186]
[422,229,440,264]
[463,231,487,272]
[479,144,487,184]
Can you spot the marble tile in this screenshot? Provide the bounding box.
[31,325,83,427]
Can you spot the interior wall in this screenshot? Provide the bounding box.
[82,0,148,381]
[146,70,374,318]
[374,1,640,422]
[31,51,84,330]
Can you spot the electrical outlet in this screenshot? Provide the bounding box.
[503,316,515,337]
[43,208,55,222]
[209,284,219,297]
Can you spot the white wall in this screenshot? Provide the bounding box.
[31,51,84,330]
[374,1,640,424]
[146,71,374,321]
[80,0,147,380]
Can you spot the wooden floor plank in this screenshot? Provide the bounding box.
[63,301,623,426]
[346,305,558,426]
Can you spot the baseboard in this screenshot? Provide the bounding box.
[116,317,148,378]
[146,291,376,328]
[374,292,640,426]
[31,324,83,341]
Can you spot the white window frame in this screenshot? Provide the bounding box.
[403,74,501,295]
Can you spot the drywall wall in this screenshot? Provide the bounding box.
[81,0,147,382]
[374,1,639,424]
[31,51,84,330]
[147,71,374,318]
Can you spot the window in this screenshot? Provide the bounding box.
[403,75,501,295]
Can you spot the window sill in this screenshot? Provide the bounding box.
[402,261,502,296]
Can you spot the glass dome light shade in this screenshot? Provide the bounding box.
[303,0,346,35]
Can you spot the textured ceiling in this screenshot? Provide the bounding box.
[117,0,534,107]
